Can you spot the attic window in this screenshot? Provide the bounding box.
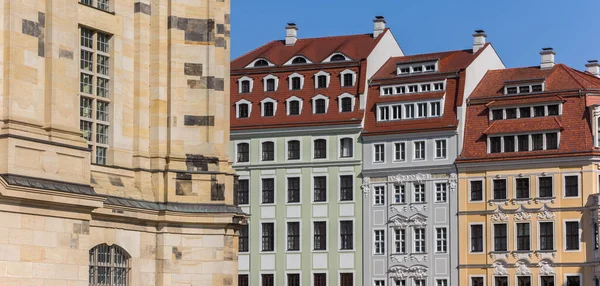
[254,60,269,67]
[397,61,438,75]
[425,64,436,71]
[331,54,346,62]
[292,57,308,65]
[504,83,544,95]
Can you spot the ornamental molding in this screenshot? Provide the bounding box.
[448,173,458,193]
[514,206,532,221]
[389,214,428,229]
[492,261,508,275]
[390,204,427,213]
[594,105,600,117]
[388,265,428,280]
[491,208,508,222]
[538,260,555,275]
[537,204,555,220]
[390,173,431,184]
[515,260,531,275]
[362,177,371,197]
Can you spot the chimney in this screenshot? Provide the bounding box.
[540,48,555,69]
[472,30,487,53]
[285,23,298,46]
[373,16,386,38]
[586,60,600,77]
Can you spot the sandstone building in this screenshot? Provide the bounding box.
[0,1,244,285]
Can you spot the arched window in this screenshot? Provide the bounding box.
[89,244,130,286]
[238,103,249,118]
[254,59,269,67]
[237,143,249,162]
[315,99,327,114]
[330,54,346,62]
[314,139,327,159]
[292,57,307,64]
[288,140,300,160]
[262,141,275,161]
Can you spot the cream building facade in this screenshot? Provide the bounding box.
[0,1,245,285]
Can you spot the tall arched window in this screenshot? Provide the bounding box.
[89,244,130,286]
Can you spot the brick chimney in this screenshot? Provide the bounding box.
[285,23,298,46]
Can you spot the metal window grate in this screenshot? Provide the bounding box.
[89,244,130,286]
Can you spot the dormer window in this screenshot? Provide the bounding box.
[434,83,444,91]
[317,76,327,88]
[504,83,545,95]
[292,78,301,90]
[286,96,303,116]
[235,99,252,119]
[425,64,436,72]
[396,86,406,94]
[254,59,269,67]
[340,69,357,87]
[408,85,418,93]
[421,84,431,92]
[343,74,353,87]
[266,79,276,91]
[399,67,410,74]
[292,57,307,65]
[331,54,347,61]
[241,81,250,93]
[238,76,253,94]
[289,73,304,90]
[338,93,355,113]
[312,95,329,114]
[263,75,278,92]
[260,98,277,117]
[397,61,438,75]
[413,66,423,73]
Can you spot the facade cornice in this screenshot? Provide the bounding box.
[456,155,600,171]
[231,124,362,137]
[233,160,361,170]
[231,61,361,76]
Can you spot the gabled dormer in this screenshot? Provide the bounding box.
[503,80,545,95]
[322,52,352,63]
[245,58,275,68]
[396,60,439,75]
[284,55,312,66]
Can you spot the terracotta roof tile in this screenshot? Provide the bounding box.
[483,117,563,135]
[485,95,565,108]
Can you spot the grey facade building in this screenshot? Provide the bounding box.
[360,33,505,286]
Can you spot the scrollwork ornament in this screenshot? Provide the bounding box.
[538,260,555,275]
[514,206,532,221]
[515,261,531,275]
[362,177,371,197]
[448,173,458,193]
[492,261,508,275]
[537,204,555,220]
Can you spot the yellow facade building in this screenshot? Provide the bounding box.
[0,0,244,285]
[457,52,600,286]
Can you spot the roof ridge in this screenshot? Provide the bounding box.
[557,64,590,88]
[561,64,600,87]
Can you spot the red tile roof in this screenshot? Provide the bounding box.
[363,47,487,136]
[459,64,600,163]
[231,30,389,69]
[483,117,563,135]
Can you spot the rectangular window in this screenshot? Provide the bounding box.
[519,86,531,93]
[262,274,274,286]
[262,142,274,161]
[506,108,517,119]
[408,85,418,93]
[396,86,406,94]
[494,224,507,251]
[287,274,300,286]
[315,99,326,114]
[546,132,558,149]
[378,106,389,121]
[506,86,518,94]
[471,277,484,286]
[289,101,300,115]
[266,79,275,92]
[340,221,353,250]
[517,276,531,286]
[547,104,559,116]
[238,179,249,205]
[392,105,402,120]
[518,135,529,151]
[532,134,544,150]
[263,102,274,117]
[262,178,275,204]
[565,221,580,250]
[374,230,385,254]
[239,275,249,286]
[421,84,431,92]
[516,178,530,199]
[313,222,327,251]
[287,177,300,203]
[237,143,249,163]
[287,222,300,251]
[435,183,447,202]
[470,225,483,252]
[431,101,441,116]
[375,280,385,286]
[340,138,353,158]
[436,280,447,286]
[395,280,407,286]
[314,139,327,159]
[492,109,504,120]
[394,228,406,253]
[238,104,249,118]
[291,77,301,90]
[314,274,326,286]
[417,103,428,118]
[414,280,425,286]
[394,142,406,161]
[566,276,580,286]
[340,175,353,201]
[490,137,502,153]
[414,228,426,253]
[413,183,425,203]
[433,82,444,90]
[516,223,531,251]
[493,179,507,200]
[534,106,545,117]
[394,185,405,204]
[340,273,353,286]
[436,227,447,253]
[539,177,553,198]
[495,277,508,286]
[504,136,515,152]
[239,225,249,252]
[540,276,554,286]
[374,186,386,206]
[313,176,327,202]
[343,73,354,87]
[288,140,300,160]
[405,104,415,119]
[470,180,483,201]
[519,107,531,118]
[539,222,554,251]
[317,75,327,88]
[374,144,385,163]
[565,175,579,197]
[241,81,250,93]
[262,223,274,251]
[414,141,425,160]
[435,140,447,159]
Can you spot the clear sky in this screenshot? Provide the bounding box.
[231,0,600,70]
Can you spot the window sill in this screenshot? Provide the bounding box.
[338,249,355,253]
[79,2,116,15]
[488,199,509,206]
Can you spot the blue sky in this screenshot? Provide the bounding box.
[231,0,600,69]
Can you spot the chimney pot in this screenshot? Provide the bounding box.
[540,48,555,69]
[285,23,298,46]
[373,16,386,38]
[472,30,487,53]
[586,59,600,77]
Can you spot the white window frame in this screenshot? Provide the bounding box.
[414,141,426,161]
[340,69,357,87]
[323,52,351,62]
[514,221,532,252]
[311,174,329,204]
[338,136,354,159]
[285,137,302,162]
[263,74,279,92]
[285,272,302,286]
[338,93,356,113]
[563,219,581,252]
[259,139,276,163]
[235,99,253,119]
[393,228,406,254]
[393,141,406,162]
[563,274,582,286]
[373,143,385,164]
[435,139,447,159]
[468,223,485,254]
[536,175,555,198]
[259,176,277,205]
[285,175,303,205]
[288,72,305,90]
[373,185,386,206]
[413,183,426,203]
[503,82,545,95]
[492,222,508,252]
[468,275,485,286]
[311,94,329,114]
[373,229,386,255]
[412,227,426,253]
[314,71,331,89]
[435,182,448,203]
[311,219,328,252]
[337,172,355,203]
[285,219,302,252]
[311,136,328,160]
[285,95,303,116]
[338,219,355,252]
[245,57,275,68]
[396,61,438,75]
[378,105,390,121]
[380,80,445,96]
[430,101,442,117]
[238,76,254,93]
[394,184,406,204]
[259,221,276,253]
[260,97,278,117]
[234,140,251,165]
[562,173,581,199]
[285,55,313,66]
[536,220,554,251]
[468,178,485,202]
[435,227,448,253]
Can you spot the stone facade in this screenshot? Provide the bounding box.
[0,1,245,285]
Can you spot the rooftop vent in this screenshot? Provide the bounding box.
[540,47,555,70]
